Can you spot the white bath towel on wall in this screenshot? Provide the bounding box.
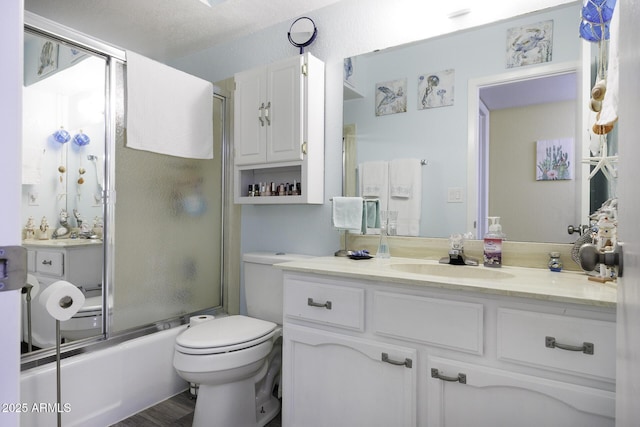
[359,161,389,212]
[389,158,418,198]
[388,158,422,236]
[332,196,364,233]
[126,51,214,159]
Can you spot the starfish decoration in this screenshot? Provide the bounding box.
[582,135,618,182]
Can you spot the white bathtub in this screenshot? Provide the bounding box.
[20,325,188,427]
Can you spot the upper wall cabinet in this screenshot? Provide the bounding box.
[233,53,325,204]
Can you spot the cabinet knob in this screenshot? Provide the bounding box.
[41,260,52,266]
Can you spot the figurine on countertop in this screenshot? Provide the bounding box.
[38,216,49,240]
[52,209,70,239]
[25,216,36,240]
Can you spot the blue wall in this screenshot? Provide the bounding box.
[169,0,580,256]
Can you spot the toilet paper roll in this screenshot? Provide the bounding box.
[189,315,215,326]
[38,280,86,321]
[24,274,40,298]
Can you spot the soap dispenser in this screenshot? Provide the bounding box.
[483,217,504,268]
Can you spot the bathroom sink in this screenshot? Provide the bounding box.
[389,263,514,280]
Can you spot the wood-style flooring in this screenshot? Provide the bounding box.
[110,390,282,427]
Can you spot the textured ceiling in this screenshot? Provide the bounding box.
[24,0,343,61]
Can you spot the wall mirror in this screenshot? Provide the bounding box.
[21,28,107,354]
[343,2,611,243]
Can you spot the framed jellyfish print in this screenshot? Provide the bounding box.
[506,20,553,68]
[375,78,407,116]
[418,69,455,110]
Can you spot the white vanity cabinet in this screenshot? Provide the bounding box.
[22,241,103,347]
[281,268,616,427]
[24,241,103,289]
[233,53,325,204]
[426,356,614,427]
[282,277,417,426]
[284,325,417,426]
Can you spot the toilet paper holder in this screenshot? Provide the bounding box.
[0,246,27,292]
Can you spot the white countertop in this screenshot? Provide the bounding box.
[276,256,617,308]
[23,239,103,248]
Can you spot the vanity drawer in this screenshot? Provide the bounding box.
[497,308,615,381]
[284,279,365,331]
[373,291,484,354]
[35,250,64,277]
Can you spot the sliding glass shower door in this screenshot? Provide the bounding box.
[111,80,225,333]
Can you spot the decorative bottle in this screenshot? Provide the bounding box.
[483,217,504,268]
[548,252,563,272]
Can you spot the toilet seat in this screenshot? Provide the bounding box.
[72,296,102,318]
[175,315,278,356]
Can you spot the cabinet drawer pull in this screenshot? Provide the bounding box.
[264,101,271,125]
[258,103,265,126]
[41,260,52,266]
[307,298,331,309]
[545,336,594,355]
[381,353,412,368]
[431,368,467,384]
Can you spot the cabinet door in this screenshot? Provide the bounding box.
[234,67,267,165]
[266,56,304,163]
[283,324,417,427]
[427,356,614,427]
[66,245,103,287]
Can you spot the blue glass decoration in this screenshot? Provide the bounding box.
[579,0,616,42]
[73,132,91,147]
[581,0,616,24]
[579,20,610,42]
[52,128,70,144]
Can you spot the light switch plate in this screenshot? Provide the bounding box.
[447,187,464,203]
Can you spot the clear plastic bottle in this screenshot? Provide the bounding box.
[483,217,504,268]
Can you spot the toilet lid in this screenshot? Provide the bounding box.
[176,315,277,350]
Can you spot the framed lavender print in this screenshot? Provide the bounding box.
[536,138,574,181]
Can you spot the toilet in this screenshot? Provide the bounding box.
[173,252,310,427]
[60,295,103,341]
[24,284,102,348]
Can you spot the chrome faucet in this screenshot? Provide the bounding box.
[439,234,479,266]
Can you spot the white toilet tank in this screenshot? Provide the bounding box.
[243,252,312,324]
